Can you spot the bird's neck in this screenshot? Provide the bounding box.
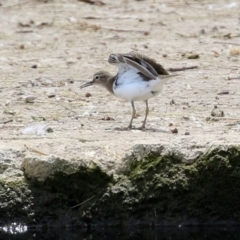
[104,75,116,94]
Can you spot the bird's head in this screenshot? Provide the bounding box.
[80,71,111,89]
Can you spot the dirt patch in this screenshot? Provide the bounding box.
[0,0,240,173]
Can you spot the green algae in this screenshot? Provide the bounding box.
[0,177,34,225]
[1,146,240,227]
[91,146,240,225]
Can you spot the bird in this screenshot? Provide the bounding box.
[80,51,175,129]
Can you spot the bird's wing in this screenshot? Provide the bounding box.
[126,51,169,76]
[108,51,170,81]
[122,55,158,80]
[118,51,170,81]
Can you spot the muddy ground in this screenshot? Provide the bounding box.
[0,0,240,172]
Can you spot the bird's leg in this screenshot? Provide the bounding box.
[140,100,149,129]
[128,101,136,129]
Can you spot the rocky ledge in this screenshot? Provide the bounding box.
[1,144,240,229]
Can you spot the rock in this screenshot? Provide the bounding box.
[25,96,36,103]
[1,145,240,227]
[187,53,199,59]
[22,156,82,181]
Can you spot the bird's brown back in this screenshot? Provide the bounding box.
[126,51,169,76]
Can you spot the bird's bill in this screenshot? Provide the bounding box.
[80,81,94,89]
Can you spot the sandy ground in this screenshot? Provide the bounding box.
[0,0,240,172]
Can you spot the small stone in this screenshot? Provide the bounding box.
[65,79,74,84]
[184,131,190,135]
[211,109,224,117]
[47,93,56,98]
[31,64,37,69]
[32,116,46,121]
[212,26,218,32]
[46,127,54,133]
[4,110,16,115]
[217,91,229,95]
[187,53,199,59]
[85,93,92,98]
[36,77,53,86]
[212,50,219,57]
[224,33,231,39]
[230,47,240,56]
[101,116,115,121]
[171,128,178,134]
[25,96,35,103]
[68,17,77,23]
[5,100,11,106]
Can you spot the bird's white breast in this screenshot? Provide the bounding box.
[113,70,166,101]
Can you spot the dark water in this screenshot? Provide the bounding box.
[1,226,240,240]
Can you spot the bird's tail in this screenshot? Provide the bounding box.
[159,74,180,84]
[160,74,180,79]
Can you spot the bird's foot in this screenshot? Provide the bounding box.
[137,125,146,130]
[114,124,147,131]
[114,126,132,131]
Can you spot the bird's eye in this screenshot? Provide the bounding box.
[95,75,99,80]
